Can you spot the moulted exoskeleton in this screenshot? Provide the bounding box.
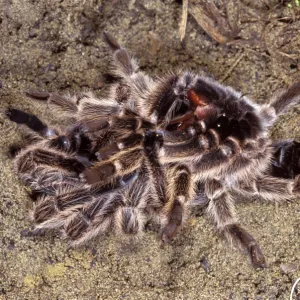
[6,32,300,268]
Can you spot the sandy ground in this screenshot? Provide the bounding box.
[0,0,299,299]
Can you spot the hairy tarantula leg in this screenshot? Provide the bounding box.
[115,170,156,237]
[16,147,86,175]
[25,90,51,100]
[96,133,144,161]
[102,32,155,112]
[158,129,213,160]
[26,89,121,122]
[62,174,137,210]
[271,139,300,179]
[33,185,90,224]
[5,109,95,161]
[102,31,138,77]
[205,179,267,268]
[21,166,81,200]
[33,173,137,227]
[25,90,78,115]
[42,173,136,240]
[161,165,194,243]
[82,148,144,184]
[65,193,125,246]
[5,108,95,157]
[143,130,167,204]
[109,115,154,136]
[4,108,87,157]
[5,108,56,137]
[102,32,137,76]
[160,199,183,243]
[225,224,267,268]
[247,175,300,202]
[159,128,240,163]
[269,81,300,116]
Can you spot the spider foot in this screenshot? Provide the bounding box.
[249,244,267,269]
[227,224,267,269]
[160,199,183,243]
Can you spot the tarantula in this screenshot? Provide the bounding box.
[6,32,300,268]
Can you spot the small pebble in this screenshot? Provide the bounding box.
[200,256,210,273]
[8,239,15,250]
[28,31,37,38]
[280,263,299,274]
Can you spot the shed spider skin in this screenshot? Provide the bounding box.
[6,32,300,267]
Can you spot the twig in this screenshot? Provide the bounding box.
[189,1,236,44]
[220,52,245,83]
[277,51,299,60]
[179,0,189,41]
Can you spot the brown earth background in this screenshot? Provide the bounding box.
[0,0,300,299]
